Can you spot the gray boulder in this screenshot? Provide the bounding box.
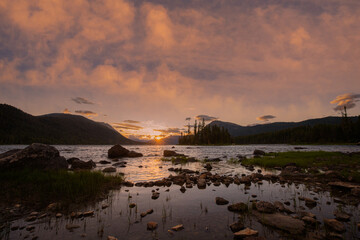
[0,143,68,170]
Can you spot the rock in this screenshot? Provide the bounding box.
[108,145,130,158]
[304,198,317,208]
[0,143,68,170]
[171,224,184,231]
[83,211,94,217]
[234,228,258,238]
[323,218,345,232]
[56,213,62,218]
[67,157,78,164]
[140,209,153,218]
[204,163,212,171]
[129,203,136,208]
[152,192,160,199]
[253,211,305,234]
[107,236,118,240]
[71,159,96,170]
[274,201,285,212]
[204,158,221,162]
[197,179,206,189]
[47,202,60,211]
[99,160,111,164]
[26,226,35,231]
[127,151,143,158]
[334,210,350,221]
[147,222,158,230]
[102,167,116,173]
[253,149,265,156]
[65,224,80,231]
[230,222,244,232]
[163,150,177,157]
[228,202,248,213]
[328,181,358,190]
[302,216,317,226]
[351,187,360,197]
[180,186,186,193]
[256,201,276,213]
[102,203,109,209]
[215,197,229,205]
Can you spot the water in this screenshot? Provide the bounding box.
[1,144,360,239]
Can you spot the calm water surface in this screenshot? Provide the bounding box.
[1,144,360,240]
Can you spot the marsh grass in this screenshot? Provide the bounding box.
[242,151,360,168]
[0,169,123,209]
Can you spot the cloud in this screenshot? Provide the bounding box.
[75,110,98,118]
[154,128,182,135]
[330,93,360,112]
[195,115,218,122]
[72,97,94,105]
[256,115,276,122]
[1,0,360,128]
[112,122,143,130]
[123,120,140,124]
[63,108,71,114]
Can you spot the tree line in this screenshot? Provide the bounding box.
[178,119,232,145]
[234,116,360,144]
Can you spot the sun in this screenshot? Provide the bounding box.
[155,136,163,140]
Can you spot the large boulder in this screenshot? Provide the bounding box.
[0,143,68,170]
[108,145,130,158]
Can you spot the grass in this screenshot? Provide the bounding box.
[242,151,360,182]
[0,169,123,209]
[161,156,198,164]
[242,151,360,168]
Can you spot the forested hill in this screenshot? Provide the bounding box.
[210,116,359,137]
[0,104,139,145]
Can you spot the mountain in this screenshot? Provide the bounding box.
[0,104,139,145]
[209,116,358,137]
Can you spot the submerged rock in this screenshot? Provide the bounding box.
[230,222,244,232]
[147,222,158,230]
[0,143,68,170]
[215,197,229,205]
[252,211,305,234]
[256,201,276,213]
[228,202,248,213]
[334,209,350,221]
[323,218,346,232]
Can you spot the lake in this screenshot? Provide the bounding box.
[1,144,360,240]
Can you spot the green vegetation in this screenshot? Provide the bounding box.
[0,169,123,209]
[242,151,360,182]
[161,156,198,164]
[179,118,232,145]
[234,116,360,144]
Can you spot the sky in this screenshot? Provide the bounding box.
[0,0,360,140]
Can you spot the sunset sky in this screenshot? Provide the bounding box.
[0,0,360,140]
